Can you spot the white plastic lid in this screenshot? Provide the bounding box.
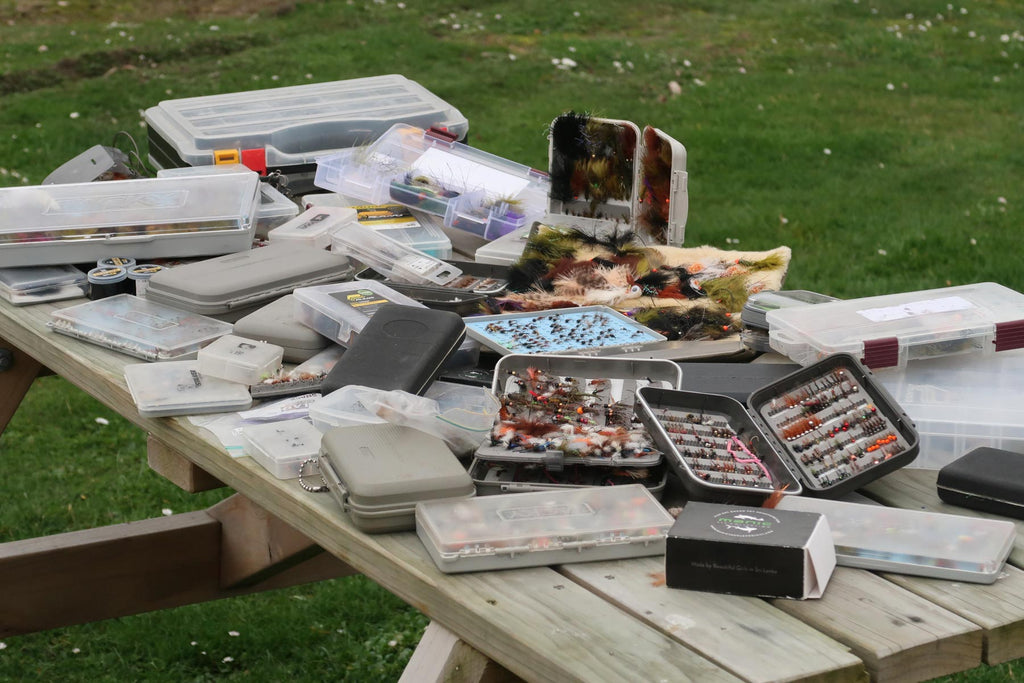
[124,360,253,417]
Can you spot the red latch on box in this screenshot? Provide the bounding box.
[425,127,458,143]
[241,148,267,175]
[861,337,899,369]
[994,320,1024,352]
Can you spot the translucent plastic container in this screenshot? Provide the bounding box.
[197,333,284,385]
[314,124,549,239]
[0,264,87,305]
[330,222,461,287]
[767,282,1024,369]
[124,360,253,417]
[415,484,674,573]
[49,294,233,361]
[268,206,357,249]
[241,418,323,479]
[0,171,261,267]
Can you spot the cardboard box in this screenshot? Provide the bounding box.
[665,502,836,599]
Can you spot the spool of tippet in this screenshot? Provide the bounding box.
[87,266,128,300]
[127,263,165,298]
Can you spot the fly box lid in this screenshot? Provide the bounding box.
[547,113,688,246]
[318,423,475,533]
[232,294,330,363]
[636,352,919,505]
[144,242,355,321]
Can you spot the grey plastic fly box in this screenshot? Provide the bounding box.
[318,423,476,533]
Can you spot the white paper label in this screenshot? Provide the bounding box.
[856,296,973,323]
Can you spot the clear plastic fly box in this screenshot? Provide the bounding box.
[0,170,261,268]
[636,352,919,506]
[145,74,469,193]
[315,124,550,240]
[241,418,323,480]
[766,282,1024,369]
[197,333,284,385]
[415,484,674,573]
[49,294,233,361]
[470,355,682,498]
[316,423,476,533]
[0,264,87,305]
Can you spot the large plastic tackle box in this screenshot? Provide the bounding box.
[470,354,681,497]
[766,282,1024,369]
[635,352,919,505]
[317,423,476,533]
[415,484,674,574]
[144,242,355,322]
[314,124,550,240]
[0,170,261,268]
[545,113,688,246]
[145,75,469,194]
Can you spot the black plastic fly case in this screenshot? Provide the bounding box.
[636,353,919,505]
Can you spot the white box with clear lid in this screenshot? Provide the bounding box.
[241,417,323,479]
[0,264,87,305]
[415,484,674,573]
[0,171,261,268]
[330,222,461,287]
[268,206,357,249]
[49,294,233,361]
[767,282,1024,369]
[124,360,253,417]
[197,333,284,385]
[314,124,550,240]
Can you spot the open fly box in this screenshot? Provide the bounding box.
[415,484,674,574]
[314,123,550,240]
[0,170,261,268]
[636,352,919,505]
[470,354,681,496]
[145,74,469,194]
[144,242,355,322]
[767,282,1024,369]
[317,423,476,533]
[545,113,688,246]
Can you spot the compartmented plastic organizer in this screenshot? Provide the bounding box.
[145,74,469,191]
[0,264,87,305]
[301,196,453,259]
[124,360,253,417]
[776,496,1016,584]
[330,222,462,287]
[767,282,1024,369]
[636,353,919,505]
[545,114,687,245]
[415,484,674,573]
[197,333,284,385]
[268,206,357,249]
[241,417,323,479]
[0,170,261,268]
[314,123,550,240]
[49,294,233,361]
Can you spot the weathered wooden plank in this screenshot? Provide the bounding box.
[0,335,42,436]
[147,434,225,493]
[399,621,522,683]
[561,556,866,683]
[772,567,982,683]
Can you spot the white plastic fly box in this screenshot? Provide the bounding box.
[415,484,674,574]
[49,294,233,361]
[268,206,357,250]
[314,123,550,240]
[197,333,284,385]
[124,360,252,417]
[545,113,688,246]
[0,170,261,268]
[316,423,476,534]
[145,74,469,193]
[0,264,87,305]
[767,282,1024,369]
[241,418,323,479]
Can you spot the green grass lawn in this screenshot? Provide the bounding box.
[0,0,1022,680]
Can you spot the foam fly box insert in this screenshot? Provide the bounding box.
[317,423,476,533]
[416,484,674,574]
[635,352,919,505]
[145,74,469,194]
[144,242,355,322]
[666,501,835,599]
[545,113,688,246]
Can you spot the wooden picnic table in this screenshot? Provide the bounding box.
[3,293,1024,683]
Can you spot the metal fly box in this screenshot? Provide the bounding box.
[636,353,919,505]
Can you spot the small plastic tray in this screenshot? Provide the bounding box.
[49,294,233,361]
[348,203,452,259]
[241,417,323,479]
[0,171,261,268]
[767,282,1024,369]
[415,484,674,573]
[124,360,253,417]
[197,333,284,385]
[0,264,87,305]
[636,352,919,504]
[314,124,549,240]
[268,206,357,249]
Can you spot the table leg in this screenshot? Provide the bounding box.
[399,621,522,683]
[0,340,42,437]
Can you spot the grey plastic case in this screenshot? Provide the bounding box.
[232,294,330,363]
[145,242,355,322]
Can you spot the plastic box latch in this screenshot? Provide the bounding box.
[241,148,267,175]
[861,337,899,369]
[995,319,1024,352]
[425,127,458,143]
